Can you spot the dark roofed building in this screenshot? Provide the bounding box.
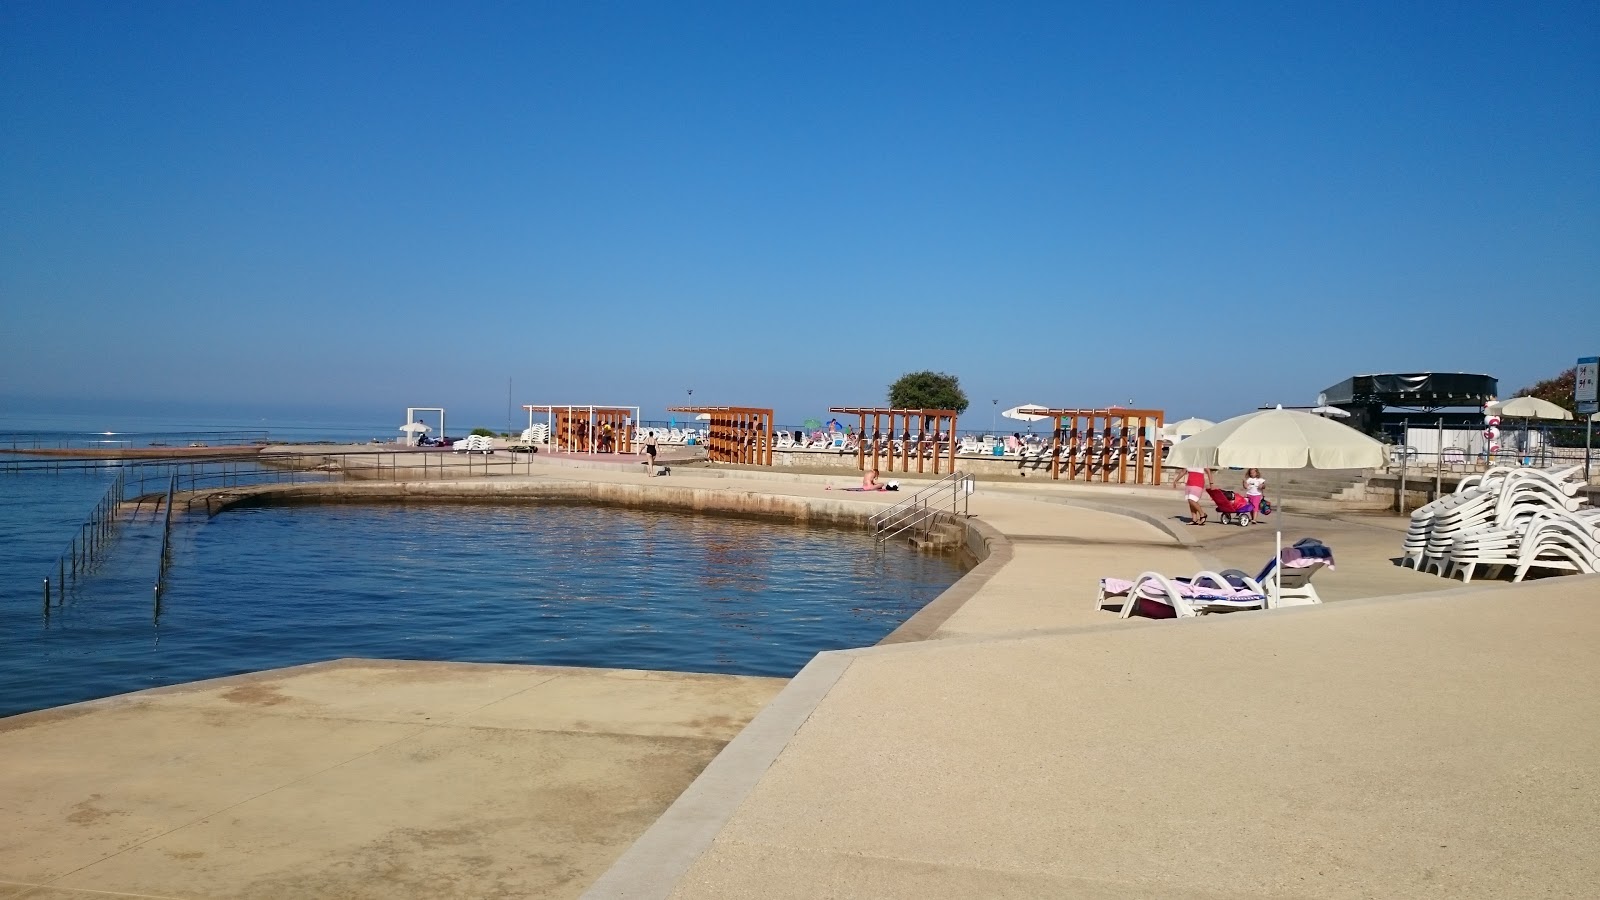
[1322,373,1498,436]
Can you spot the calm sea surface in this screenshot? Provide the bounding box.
[0,417,962,717]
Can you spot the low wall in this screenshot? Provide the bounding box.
[204,480,876,530]
[768,448,1160,481]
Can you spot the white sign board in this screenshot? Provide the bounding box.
[1577,356,1599,405]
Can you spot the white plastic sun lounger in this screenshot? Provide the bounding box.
[1096,571,1268,618]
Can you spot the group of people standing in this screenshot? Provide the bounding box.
[567,420,626,453]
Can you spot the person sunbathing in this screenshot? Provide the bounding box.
[828,468,896,492]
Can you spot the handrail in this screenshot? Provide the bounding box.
[153,474,176,604]
[40,465,126,612]
[870,470,972,544]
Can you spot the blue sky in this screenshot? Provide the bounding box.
[3,1,1597,429]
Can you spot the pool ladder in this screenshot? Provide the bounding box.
[869,470,973,545]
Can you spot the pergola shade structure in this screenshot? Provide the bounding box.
[523,405,639,454]
[830,407,959,475]
[1036,408,1165,484]
[668,406,774,465]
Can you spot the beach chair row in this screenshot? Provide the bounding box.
[1402,466,1598,582]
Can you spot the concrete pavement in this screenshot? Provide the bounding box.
[0,660,783,899]
[596,577,1600,899]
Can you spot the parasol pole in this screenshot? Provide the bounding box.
[1275,527,1282,608]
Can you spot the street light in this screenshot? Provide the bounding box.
[991,399,997,435]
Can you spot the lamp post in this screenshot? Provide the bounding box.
[991,399,997,435]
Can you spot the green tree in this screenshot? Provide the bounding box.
[888,371,969,412]
[1514,368,1577,414]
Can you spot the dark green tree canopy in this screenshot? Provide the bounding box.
[888,371,969,412]
[1514,367,1576,414]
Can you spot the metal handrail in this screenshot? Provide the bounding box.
[40,465,126,611]
[870,470,972,544]
[154,474,176,604]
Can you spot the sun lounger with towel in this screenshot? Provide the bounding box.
[1096,572,1268,618]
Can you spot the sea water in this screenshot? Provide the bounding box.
[0,417,962,717]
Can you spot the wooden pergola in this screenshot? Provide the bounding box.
[524,404,638,454]
[668,406,774,465]
[1032,407,1165,484]
[830,407,960,475]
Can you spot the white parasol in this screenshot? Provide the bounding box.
[1488,397,1573,421]
[1163,417,1215,440]
[1002,404,1051,423]
[1310,405,1351,418]
[1167,406,1386,470]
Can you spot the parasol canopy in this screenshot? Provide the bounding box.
[1163,417,1215,440]
[1166,406,1387,470]
[1002,404,1051,423]
[1488,397,1573,420]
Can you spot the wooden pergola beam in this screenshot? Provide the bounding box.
[1029,407,1165,485]
[828,407,960,475]
[669,406,775,466]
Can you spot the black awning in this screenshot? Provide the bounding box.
[1321,373,1498,409]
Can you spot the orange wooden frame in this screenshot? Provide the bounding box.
[1030,408,1164,484]
[669,406,774,465]
[829,407,959,475]
[536,406,635,453]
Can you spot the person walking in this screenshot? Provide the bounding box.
[645,431,658,476]
[1178,465,1212,525]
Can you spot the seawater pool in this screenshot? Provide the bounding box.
[0,496,963,717]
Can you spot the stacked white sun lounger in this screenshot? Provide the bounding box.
[452,434,495,453]
[1402,466,1598,582]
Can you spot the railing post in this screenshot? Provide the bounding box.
[43,577,50,608]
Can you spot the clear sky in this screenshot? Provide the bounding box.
[3,1,1597,429]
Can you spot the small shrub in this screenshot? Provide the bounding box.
[469,427,496,437]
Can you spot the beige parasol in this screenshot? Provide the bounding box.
[1162,417,1215,440]
[1488,396,1573,420]
[1166,406,1387,470]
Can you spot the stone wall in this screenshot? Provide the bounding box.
[769,448,1160,482]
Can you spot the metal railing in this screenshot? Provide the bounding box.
[41,467,128,612]
[153,475,176,606]
[20,445,602,613]
[869,470,973,544]
[2,429,271,453]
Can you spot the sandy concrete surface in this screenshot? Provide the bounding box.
[0,660,783,899]
[631,578,1600,899]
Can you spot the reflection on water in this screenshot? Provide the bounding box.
[0,503,963,716]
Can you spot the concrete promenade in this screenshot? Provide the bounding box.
[0,661,783,899]
[4,451,1596,898]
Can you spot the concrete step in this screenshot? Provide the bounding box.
[909,522,965,553]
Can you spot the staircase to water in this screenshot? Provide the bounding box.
[870,471,974,552]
